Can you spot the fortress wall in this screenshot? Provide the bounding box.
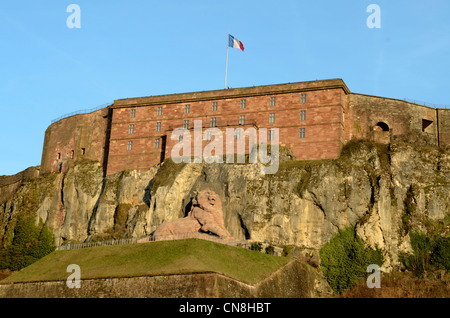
[106,83,348,175]
[39,80,448,178]
[0,260,316,298]
[437,108,450,147]
[40,108,109,175]
[0,166,40,204]
[348,94,439,145]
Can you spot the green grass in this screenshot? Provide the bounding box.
[1,239,289,285]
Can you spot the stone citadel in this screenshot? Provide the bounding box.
[40,78,450,176]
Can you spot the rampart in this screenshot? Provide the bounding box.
[40,107,110,175]
[38,79,450,177]
[0,166,40,204]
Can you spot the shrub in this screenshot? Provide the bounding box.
[430,236,450,271]
[319,227,384,294]
[282,245,292,257]
[0,215,56,271]
[265,245,275,255]
[400,231,432,278]
[250,242,263,252]
[401,231,450,276]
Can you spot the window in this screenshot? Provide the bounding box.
[206,130,212,141]
[240,99,246,109]
[270,96,276,107]
[130,109,136,118]
[127,140,133,151]
[178,135,183,144]
[210,117,217,127]
[374,122,389,132]
[269,129,275,141]
[129,124,135,135]
[154,138,160,149]
[300,93,307,104]
[183,120,189,129]
[81,148,86,156]
[422,119,433,132]
[184,104,190,114]
[212,102,218,112]
[57,153,61,160]
[299,128,306,139]
[300,110,306,121]
[157,106,163,116]
[239,115,245,125]
[156,122,161,132]
[70,150,74,159]
[269,113,275,124]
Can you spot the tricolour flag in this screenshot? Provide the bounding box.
[228,34,244,52]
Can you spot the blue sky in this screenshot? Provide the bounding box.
[1,0,449,175]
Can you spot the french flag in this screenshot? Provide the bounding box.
[228,34,244,52]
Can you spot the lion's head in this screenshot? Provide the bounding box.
[193,190,223,214]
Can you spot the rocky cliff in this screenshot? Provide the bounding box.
[1,140,449,271]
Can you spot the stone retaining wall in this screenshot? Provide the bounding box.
[0,260,319,298]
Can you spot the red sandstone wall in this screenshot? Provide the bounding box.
[347,94,439,146]
[40,108,109,174]
[39,80,448,178]
[437,108,450,148]
[106,86,348,175]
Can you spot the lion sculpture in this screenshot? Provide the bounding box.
[152,189,233,241]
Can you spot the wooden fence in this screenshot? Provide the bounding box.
[56,232,283,255]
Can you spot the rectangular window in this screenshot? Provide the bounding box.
[300,110,306,121]
[240,99,246,109]
[57,153,61,160]
[157,106,163,116]
[81,148,85,156]
[210,117,217,127]
[270,96,276,107]
[300,93,307,104]
[269,113,275,124]
[127,140,133,151]
[269,129,275,141]
[212,102,218,112]
[154,138,160,149]
[128,124,135,135]
[183,120,189,129]
[156,122,161,132]
[239,115,245,125]
[184,104,190,114]
[299,128,306,139]
[130,109,136,118]
[178,135,183,144]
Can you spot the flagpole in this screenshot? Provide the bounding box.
[225,32,229,89]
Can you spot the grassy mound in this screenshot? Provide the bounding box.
[1,239,288,285]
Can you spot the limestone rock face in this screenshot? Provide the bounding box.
[0,142,449,272]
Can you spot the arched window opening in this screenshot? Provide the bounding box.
[374,122,389,132]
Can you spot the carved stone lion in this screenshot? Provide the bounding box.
[152,190,233,241]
